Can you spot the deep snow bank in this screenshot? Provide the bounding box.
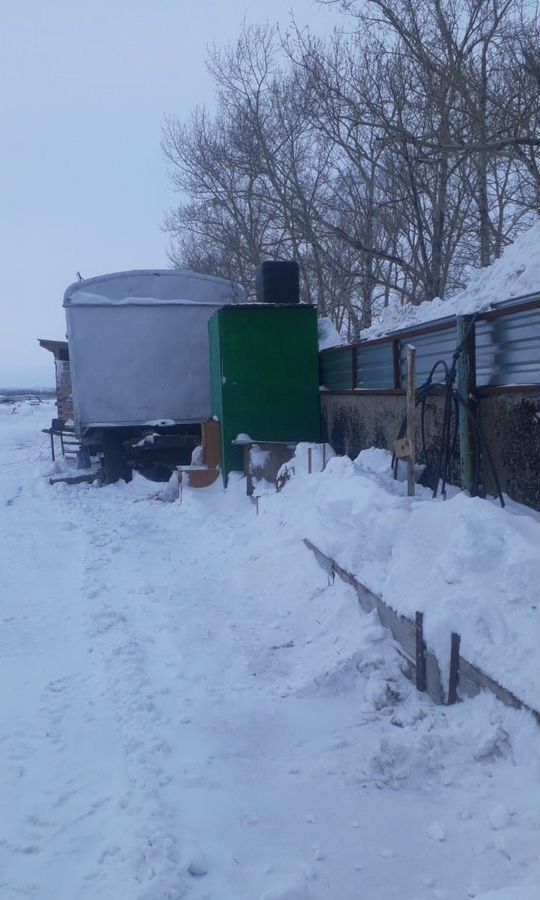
[272,444,540,709]
[362,219,540,339]
[1,402,540,900]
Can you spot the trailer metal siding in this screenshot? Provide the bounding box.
[64,270,244,430]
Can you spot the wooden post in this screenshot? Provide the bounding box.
[322,443,326,471]
[448,632,461,704]
[307,447,312,474]
[456,316,477,495]
[415,611,426,692]
[406,345,416,497]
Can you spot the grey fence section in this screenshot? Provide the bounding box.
[320,348,353,390]
[320,295,540,391]
[398,326,456,387]
[357,342,394,388]
[476,305,540,387]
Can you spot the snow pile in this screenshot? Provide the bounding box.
[474,869,540,900]
[317,316,343,350]
[362,219,540,339]
[1,402,539,900]
[274,446,540,709]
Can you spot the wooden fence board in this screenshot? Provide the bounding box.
[304,538,539,722]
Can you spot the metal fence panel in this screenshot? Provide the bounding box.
[319,300,540,391]
[356,342,394,388]
[476,307,540,387]
[399,327,456,386]
[320,350,353,390]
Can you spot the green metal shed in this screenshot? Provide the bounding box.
[208,304,321,485]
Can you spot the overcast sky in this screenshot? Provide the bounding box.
[0,0,337,387]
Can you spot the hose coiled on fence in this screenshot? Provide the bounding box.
[392,313,505,508]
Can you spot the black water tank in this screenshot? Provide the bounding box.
[255,260,300,304]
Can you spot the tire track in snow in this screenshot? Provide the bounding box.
[1,457,131,898]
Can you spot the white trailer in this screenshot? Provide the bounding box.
[64,269,244,481]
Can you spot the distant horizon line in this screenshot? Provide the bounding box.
[0,387,56,394]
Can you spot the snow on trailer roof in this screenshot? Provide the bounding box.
[63,269,246,307]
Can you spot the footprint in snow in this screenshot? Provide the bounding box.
[427,820,446,841]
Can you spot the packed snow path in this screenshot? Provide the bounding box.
[1,402,539,900]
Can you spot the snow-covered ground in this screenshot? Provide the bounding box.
[289,445,540,712]
[1,400,539,900]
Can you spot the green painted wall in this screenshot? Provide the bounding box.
[208,305,321,485]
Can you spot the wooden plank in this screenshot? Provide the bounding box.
[303,539,434,697]
[201,419,221,468]
[303,539,540,720]
[394,437,411,459]
[49,472,100,486]
[458,656,540,724]
[304,539,334,580]
[425,651,445,704]
[375,596,416,662]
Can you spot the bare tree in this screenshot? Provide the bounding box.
[162,3,539,336]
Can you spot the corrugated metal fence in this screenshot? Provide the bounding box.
[320,293,540,394]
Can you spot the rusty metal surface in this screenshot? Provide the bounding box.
[478,393,540,509]
[320,390,540,508]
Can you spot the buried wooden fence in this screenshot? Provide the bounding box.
[304,539,540,725]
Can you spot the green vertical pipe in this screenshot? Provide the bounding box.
[456,315,476,495]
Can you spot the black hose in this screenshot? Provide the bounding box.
[391,313,505,508]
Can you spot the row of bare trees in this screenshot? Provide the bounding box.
[162,0,540,337]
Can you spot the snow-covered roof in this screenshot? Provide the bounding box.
[63,269,246,307]
[361,219,540,341]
